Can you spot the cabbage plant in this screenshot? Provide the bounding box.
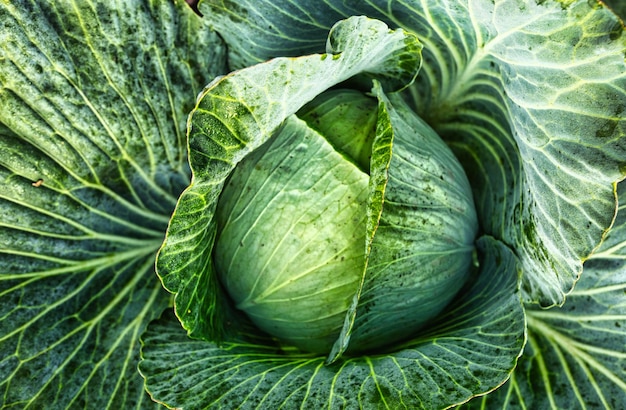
[0,0,625,409]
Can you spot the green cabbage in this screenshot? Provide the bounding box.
[1,1,625,409]
[214,87,478,354]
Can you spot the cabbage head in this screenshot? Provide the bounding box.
[1,1,625,409]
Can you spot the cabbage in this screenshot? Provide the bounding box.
[1,1,625,409]
[214,87,478,354]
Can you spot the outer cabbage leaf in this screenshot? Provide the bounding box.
[0,0,226,407]
[148,16,525,409]
[198,0,626,307]
[478,0,625,306]
[155,16,422,342]
[461,184,626,409]
[142,236,524,409]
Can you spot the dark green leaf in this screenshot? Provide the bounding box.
[0,0,226,407]
[602,0,626,20]
[461,183,626,409]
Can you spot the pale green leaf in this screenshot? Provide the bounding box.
[214,115,369,355]
[477,0,625,306]
[0,0,226,407]
[141,236,524,410]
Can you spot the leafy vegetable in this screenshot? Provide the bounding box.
[0,0,225,407]
[1,0,625,409]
